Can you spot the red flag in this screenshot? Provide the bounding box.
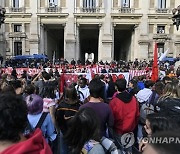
[151,43,159,81]
[59,69,65,93]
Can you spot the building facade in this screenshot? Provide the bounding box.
[0,0,180,62]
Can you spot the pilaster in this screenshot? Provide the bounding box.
[64,0,76,61]
[29,0,39,55]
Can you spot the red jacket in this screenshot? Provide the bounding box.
[1,129,52,154]
[110,91,139,134]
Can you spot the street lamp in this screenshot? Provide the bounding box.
[0,6,6,28]
[172,5,180,31]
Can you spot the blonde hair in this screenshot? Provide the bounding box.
[158,83,179,102]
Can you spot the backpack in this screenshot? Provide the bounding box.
[24,112,48,135]
[100,137,118,154]
[139,91,156,124]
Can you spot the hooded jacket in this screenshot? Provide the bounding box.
[110,91,139,135]
[1,129,52,154]
[136,88,152,103]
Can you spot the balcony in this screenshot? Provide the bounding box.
[45,7,61,13]
[10,7,25,12]
[153,34,171,42]
[119,8,135,13]
[81,7,100,13]
[8,32,26,39]
[156,8,170,13]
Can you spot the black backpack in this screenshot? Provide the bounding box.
[24,112,48,135]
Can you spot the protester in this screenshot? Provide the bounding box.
[109,78,139,152]
[0,57,179,153]
[106,75,116,101]
[75,77,90,103]
[157,82,180,114]
[142,131,180,154]
[80,78,114,137]
[136,80,154,104]
[0,93,52,154]
[128,79,140,96]
[64,108,105,154]
[25,94,57,142]
[55,85,81,154]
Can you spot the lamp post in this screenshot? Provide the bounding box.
[172,5,180,31]
[0,6,6,28]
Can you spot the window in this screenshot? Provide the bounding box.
[122,0,130,8]
[157,43,164,54]
[14,25,22,32]
[14,42,22,56]
[158,0,166,9]
[49,0,58,7]
[83,0,96,8]
[13,0,19,8]
[157,26,165,34]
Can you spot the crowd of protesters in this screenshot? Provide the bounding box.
[0,57,180,154]
[2,57,179,72]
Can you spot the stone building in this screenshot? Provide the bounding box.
[0,0,180,62]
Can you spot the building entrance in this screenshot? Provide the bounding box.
[114,25,133,61]
[44,25,64,60]
[79,25,99,63]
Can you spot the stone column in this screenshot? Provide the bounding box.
[98,24,103,61]
[0,24,5,59]
[43,29,47,55]
[130,28,135,60]
[21,23,26,55]
[138,0,149,60]
[100,0,112,62]
[64,0,76,62]
[39,24,45,54]
[29,0,39,55]
[111,24,115,60]
[75,24,80,60]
